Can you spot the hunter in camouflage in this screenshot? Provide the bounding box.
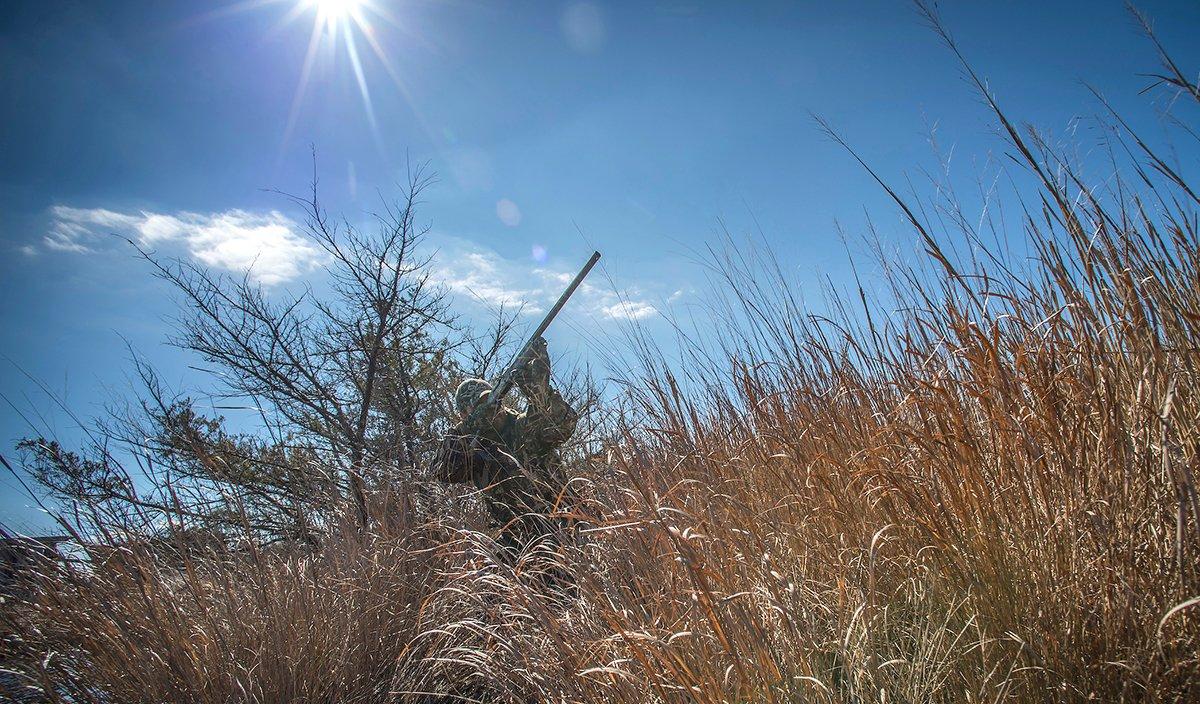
[436,336,578,554]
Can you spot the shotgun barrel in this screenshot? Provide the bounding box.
[487,250,601,405]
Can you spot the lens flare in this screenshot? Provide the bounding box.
[309,0,361,18]
[282,0,380,150]
[205,0,432,160]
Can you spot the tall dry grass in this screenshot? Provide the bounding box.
[3,7,1199,702]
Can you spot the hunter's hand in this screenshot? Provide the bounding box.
[518,337,552,393]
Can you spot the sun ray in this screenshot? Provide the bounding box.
[183,0,287,28]
[325,9,341,61]
[263,0,442,166]
[353,16,439,143]
[354,17,417,115]
[261,2,312,42]
[342,19,385,153]
[280,12,326,153]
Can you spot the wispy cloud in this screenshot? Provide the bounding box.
[430,237,658,322]
[600,299,657,320]
[38,206,669,313]
[42,206,324,285]
[433,245,547,311]
[44,207,137,252]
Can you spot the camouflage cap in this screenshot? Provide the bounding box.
[455,378,493,416]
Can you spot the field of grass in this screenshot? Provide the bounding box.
[2,8,1199,703]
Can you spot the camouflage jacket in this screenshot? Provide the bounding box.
[436,387,578,529]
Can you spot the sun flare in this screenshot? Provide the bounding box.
[208,0,422,156]
[280,0,410,149]
[308,0,361,18]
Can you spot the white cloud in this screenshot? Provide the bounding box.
[19,244,38,257]
[430,236,658,322]
[43,206,325,285]
[601,300,657,320]
[534,268,571,285]
[432,242,546,312]
[52,206,140,230]
[44,206,139,252]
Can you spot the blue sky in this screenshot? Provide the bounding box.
[2,0,1198,532]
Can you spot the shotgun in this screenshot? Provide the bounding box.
[473,250,601,413]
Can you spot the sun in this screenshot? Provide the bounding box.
[208,0,417,155]
[307,0,362,22]
[281,0,410,149]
